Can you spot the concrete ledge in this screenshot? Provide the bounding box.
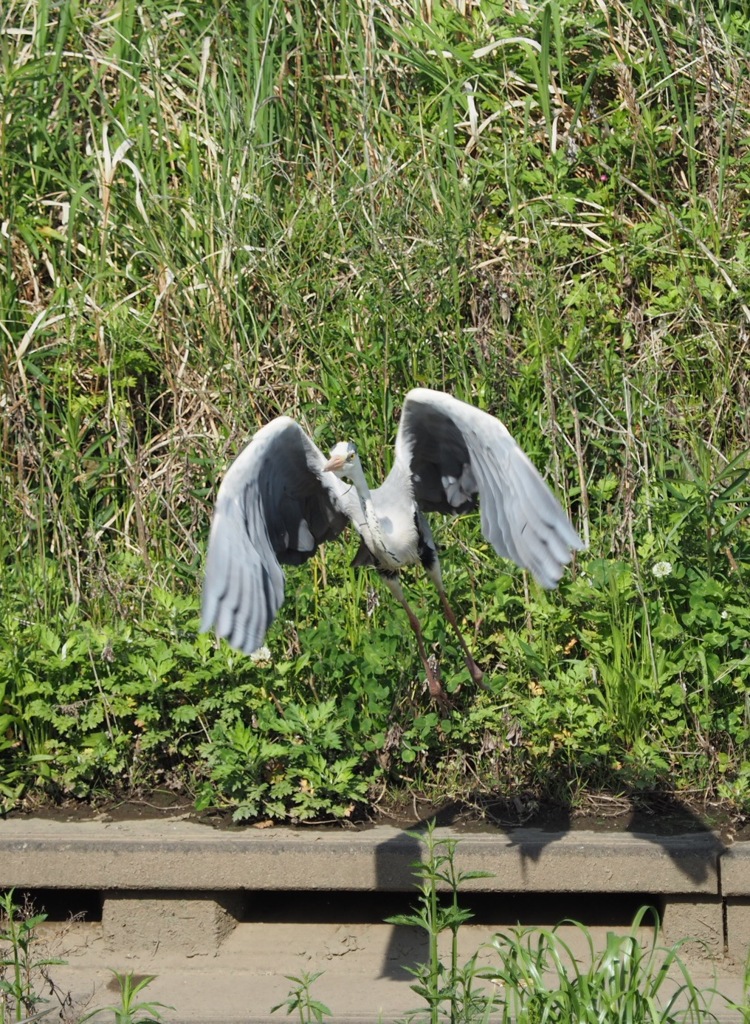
[721,845,750,896]
[0,819,725,894]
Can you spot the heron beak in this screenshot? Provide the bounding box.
[323,454,345,473]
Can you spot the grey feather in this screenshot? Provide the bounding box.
[393,389,584,589]
[200,418,356,654]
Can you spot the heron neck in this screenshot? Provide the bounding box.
[345,458,369,499]
[349,463,374,518]
[348,463,384,549]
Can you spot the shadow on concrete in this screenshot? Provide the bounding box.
[477,796,727,889]
[404,783,728,881]
[375,827,429,981]
[375,786,727,980]
[497,790,726,885]
[624,794,727,884]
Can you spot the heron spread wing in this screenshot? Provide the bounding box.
[200,417,353,654]
[394,388,584,588]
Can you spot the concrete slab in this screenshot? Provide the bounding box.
[726,900,750,963]
[661,894,725,954]
[0,819,724,894]
[722,844,750,895]
[102,892,241,956]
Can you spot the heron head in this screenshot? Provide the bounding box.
[324,441,358,479]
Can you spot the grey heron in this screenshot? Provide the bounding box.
[200,388,584,701]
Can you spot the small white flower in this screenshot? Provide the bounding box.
[249,645,272,665]
[721,610,729,620]
[652,561,673,579]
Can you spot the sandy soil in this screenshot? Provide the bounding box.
[12,787,749,842]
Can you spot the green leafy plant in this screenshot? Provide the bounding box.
[387,820,498,1023]
[271,971,332,1024]
[196,699,373,822]
[381,824,728,1024]
[0,890,65,1024]
[80,971,170,1024]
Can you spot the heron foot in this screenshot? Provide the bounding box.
[466,657,487,688]
[429,683,452,714]
[424,662,452,711]
[425,669,443,699]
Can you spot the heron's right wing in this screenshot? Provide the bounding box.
[393,389,584,589]
[200,417,352,655]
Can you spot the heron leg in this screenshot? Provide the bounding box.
[436,587,485,686]
[381,574,447,704]
[418,535,484,688]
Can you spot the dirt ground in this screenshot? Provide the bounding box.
[11,787,750,842]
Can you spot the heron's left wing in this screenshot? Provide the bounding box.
[200,417,354,654]
[393,389,584,588]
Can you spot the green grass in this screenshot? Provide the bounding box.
[1,0,749,820]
